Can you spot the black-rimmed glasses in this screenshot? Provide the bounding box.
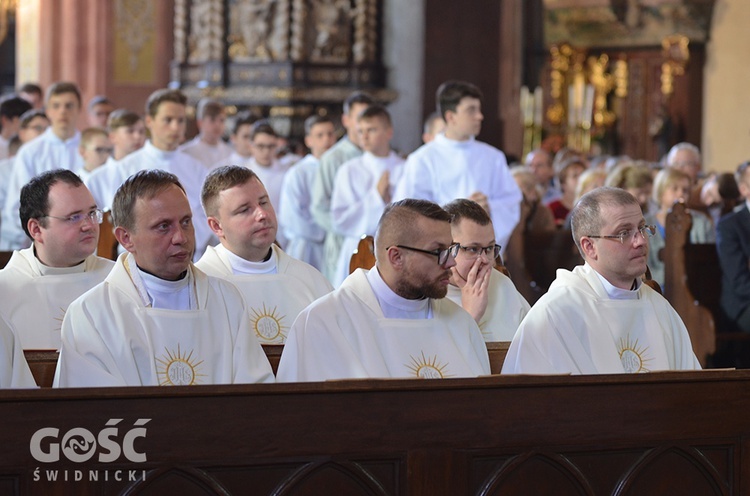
[391,243,460,265]
[458,244,502,259]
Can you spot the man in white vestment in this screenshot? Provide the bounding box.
[0,170,113,349]
[1,82,85,250]
[278,115,336,271]
[310,91,373,283]
[54,170,274,387]
[196,166,332,344]
[277,199,491,382]
[393,80,522,250]
[178,98,233,168]
[331,104,405,287]
[502,187,701,375]
[0,316,36,388]
[85,89,213,259]
[443,199,529,341]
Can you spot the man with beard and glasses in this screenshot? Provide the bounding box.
[502,187,700,375]
[277,198,490,382]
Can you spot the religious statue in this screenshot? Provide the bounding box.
[311,0,351,61]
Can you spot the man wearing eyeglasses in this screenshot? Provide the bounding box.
[277,198,490,382]
[503,187,700,375]
[0,169,114,350]
[443,199,530,341]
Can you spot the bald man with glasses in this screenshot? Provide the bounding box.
[503,187,700,375]
[277,198,490,382]
[443,199,530,341]
[0,169,113,349]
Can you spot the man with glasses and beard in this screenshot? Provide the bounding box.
[502,187,700,375]
[277,198,490,382]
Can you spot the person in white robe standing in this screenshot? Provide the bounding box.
[502,187,701,375]
[0,170,114,350]
[277,198,491,382]
[196,166,332,345]
[54,170,274,387]
[278,115,336,271]
[331,104,405,287]
[0,315,36,388]
[0,95,32,160]
[443,199,530,341]
[178,98,233,168]
[85,89,214,260]
[310,91,373,283]
[393,80,522,251]
[2,82,85,250]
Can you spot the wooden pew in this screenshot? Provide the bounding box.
[25,342,511,388]
[97,211,118,260]
[349,234,376,273]
[3,370,750,494]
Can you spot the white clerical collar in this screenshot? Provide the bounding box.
[434,132,476,147]
[32,249,86,276]
[144,140,177,160]
[593,268,641,300]
[218,243,277,275]
[366,268,432,319]
[124,253,195,309]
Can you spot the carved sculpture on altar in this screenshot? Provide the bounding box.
[172,0,391,140]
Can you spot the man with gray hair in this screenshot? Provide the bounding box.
[54,169,274,387]
[666,142,702,185]
[502,186,700,375]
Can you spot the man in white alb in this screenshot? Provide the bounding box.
[196,166,332,344]
[331,104,405,287]
[502,187,701,375]
[0,170,113,350]
[310,91,373,283]
[0,316,35,388]
[277,199,490,382]
[393,80,522,250]
[85,89,213,259]
[178,98,233,168]
[278,115,336,271]
[54,170,274,387]
[443,199,529,341]
[1,82,85,250]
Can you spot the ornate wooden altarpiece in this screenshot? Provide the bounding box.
[171,0,394,139]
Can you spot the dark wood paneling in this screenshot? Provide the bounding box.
[4,371,750,494]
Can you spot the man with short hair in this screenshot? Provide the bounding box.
[394,80,522,251]
[443,199,530,341]
[311,91,374,282]
[0,95,32,160]
[277,198,490,382]
[18,109,49,144]
[85,89,213,259]
[2,82,85,250]
[0,170,114,349]
[87,95,115,128]
[18,83,43,110]
[179,98,233,168]
[666,142,702,185]
[421,111,445,144]
[196,166,332,345]
[330,104,405,286]
[502,187,700,375]
[54,170,274,387]
[278,114,336,270]
[105,109,146,162]
[525,148,559,203]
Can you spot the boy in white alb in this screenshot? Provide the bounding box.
[179,98,233,168]
[2,82,85,250]
[331,104,405,287]
[278,115,336,271]
[277,199,490,382]
[54,170,274,387]
[502,187,701,375]
[196,166,332,344]
[76,127,112,181]
[0,170,113,350]
[443,199,529,341]
[393,80,522,251]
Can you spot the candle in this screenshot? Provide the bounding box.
[520,86,531,125]
[583,84,595,125]
[533,86,543,127]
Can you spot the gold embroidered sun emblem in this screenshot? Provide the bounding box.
[250,303,288,343]
[618,336,652,373]
[53,306,66,332]
[405,351,451,379]
[156,344,205,385]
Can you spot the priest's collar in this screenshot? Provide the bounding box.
[32,247,86,275]
[123,253,195,309]
[434,132,476,147]
[218,244,277,275]
[593,269,641,300]
[366,268,432,319]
